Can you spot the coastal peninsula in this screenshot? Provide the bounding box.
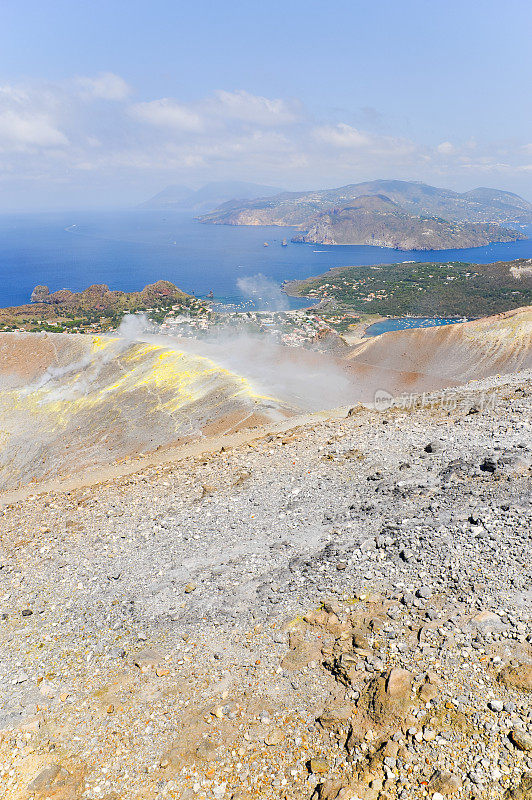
[285,258,532,318]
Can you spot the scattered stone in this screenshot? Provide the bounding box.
[0,371,530,800]
[309,757,328,775]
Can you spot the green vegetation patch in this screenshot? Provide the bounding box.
[0,280,208,333]
[286,259,532,317]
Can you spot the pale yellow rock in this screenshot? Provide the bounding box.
[264,727,284,745]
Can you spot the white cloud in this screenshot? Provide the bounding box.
[313,123,416,160]
[0,85,30,104]
[437,141,456,155]
[459,161,512,171]
[0,76,530,205]
[0,82,69,153]
[210,90,299,126]
[130,98,203,131]
[0,109,68,151]
[76,72,131,101]
[313,123,371,148]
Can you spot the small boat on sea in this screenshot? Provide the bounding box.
[263,242,269,247]
[281,239,288,247]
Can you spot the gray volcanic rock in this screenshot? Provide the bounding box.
[0,368,531,798]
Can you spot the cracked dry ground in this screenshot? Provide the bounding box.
[0,374,531,800]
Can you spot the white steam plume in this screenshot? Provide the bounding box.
[138,325,355,412]
[237,273,289,311]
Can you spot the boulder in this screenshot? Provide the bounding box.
[27,764,61,792]
[317,704,355,735]
[504,772,532,800]
[510,728,532,752]
[429,769,463,795]
[368,668,413,723]
[281,632,322,670]
[26,762,85,799]
[311,781,355,800]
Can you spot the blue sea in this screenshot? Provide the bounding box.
[365,316,475,336]
[0,210,531,316]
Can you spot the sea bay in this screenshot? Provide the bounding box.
[0,209,530,310]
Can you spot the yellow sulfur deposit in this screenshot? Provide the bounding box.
[0,333,289,491]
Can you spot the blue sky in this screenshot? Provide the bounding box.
[0,0,531,209]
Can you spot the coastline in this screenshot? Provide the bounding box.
[283,257,532,324]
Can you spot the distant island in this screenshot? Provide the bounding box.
[199,179,532,250]
[285,258,532,318]
[139,180,283,212]
[0,280,207,333]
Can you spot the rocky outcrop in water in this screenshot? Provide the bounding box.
[30,285,50,303]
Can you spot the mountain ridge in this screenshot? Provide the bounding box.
[290,194,525,250]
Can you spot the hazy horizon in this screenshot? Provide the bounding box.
[1,0,531,212]
[4,177,532,218]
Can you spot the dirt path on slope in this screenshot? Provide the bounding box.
[0,406,351,507]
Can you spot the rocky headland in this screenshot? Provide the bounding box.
[289,197,523,250]
[0,281,205,333]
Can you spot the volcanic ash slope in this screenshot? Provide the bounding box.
[0,370,531,800]
[344,306,532,397]
[0,332,291,491]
